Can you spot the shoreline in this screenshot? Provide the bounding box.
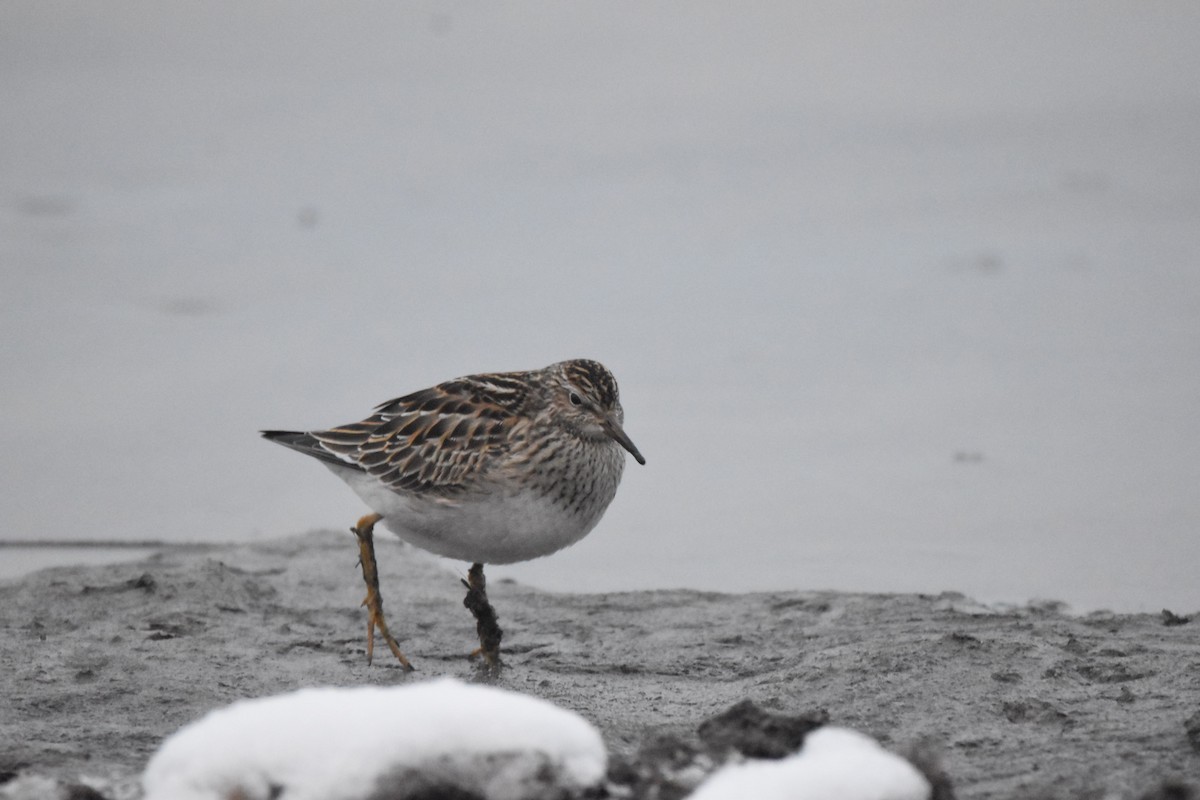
[1,530,1197,799]
[0,537,1178,618]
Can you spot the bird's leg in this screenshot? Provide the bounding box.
[462,562,503,669]
[351,513,414,671]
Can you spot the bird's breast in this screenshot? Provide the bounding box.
[332,441,627,565]
[375,488,612,564]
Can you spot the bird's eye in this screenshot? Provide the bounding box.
[569,392,583,407]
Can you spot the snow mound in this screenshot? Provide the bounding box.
[142,677,607,800]
[686,726,931,800]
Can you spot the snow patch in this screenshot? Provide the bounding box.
[686,726,931,800]
[142,678,606,800]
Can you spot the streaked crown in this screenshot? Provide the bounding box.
[559,359,621,409]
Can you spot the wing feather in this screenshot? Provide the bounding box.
[308,371,534,495]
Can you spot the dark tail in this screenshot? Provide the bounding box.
[261,429,358,469]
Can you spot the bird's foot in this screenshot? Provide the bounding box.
[352,513,414,671]
[462,562,503,673]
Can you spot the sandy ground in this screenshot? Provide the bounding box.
[1,531,1197,799]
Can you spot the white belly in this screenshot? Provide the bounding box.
[328,465,616,564]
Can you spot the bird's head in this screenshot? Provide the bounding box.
[546,359,645,465]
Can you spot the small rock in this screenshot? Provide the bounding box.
[607,735,710,800]
[1001,699,1070,727]
[904,741,957,800]
[1137,780,1197,800]
[1185,710,1200,754]
[698,700,828,759]
[1162,609,1192,626]
[80,573,155,594]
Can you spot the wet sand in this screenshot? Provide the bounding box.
[1,530,1197,799]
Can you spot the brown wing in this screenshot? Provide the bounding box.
[309,371,537,495]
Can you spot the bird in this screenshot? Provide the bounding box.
[261,358,644,669]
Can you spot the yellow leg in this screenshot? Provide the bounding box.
[351,514,414,671]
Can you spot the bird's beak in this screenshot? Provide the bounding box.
[603,417,646,465]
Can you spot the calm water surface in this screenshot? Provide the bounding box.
[2,3,1198,613]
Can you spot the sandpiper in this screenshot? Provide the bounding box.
[262,358,644,669]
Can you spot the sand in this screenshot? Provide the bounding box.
[1,531,1197,799]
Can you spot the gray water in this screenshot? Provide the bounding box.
[0,546,160,582]
[2,3,1198,612]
